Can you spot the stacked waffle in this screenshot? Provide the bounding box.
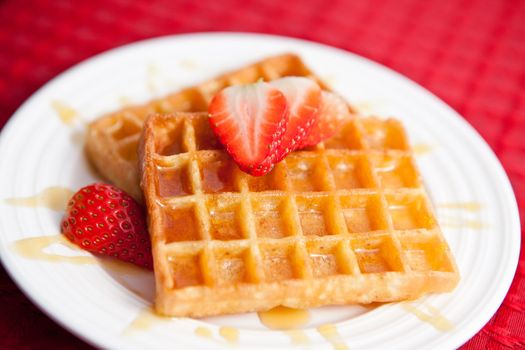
[86,54,331,200]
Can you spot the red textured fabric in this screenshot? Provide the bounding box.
[0,0,524,348]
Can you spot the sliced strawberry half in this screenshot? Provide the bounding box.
[208,81,288,176]
[269,77,321,160]
[300,91,350,148]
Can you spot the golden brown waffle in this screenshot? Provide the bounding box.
[140,113,459,318]
[86,54,330,200]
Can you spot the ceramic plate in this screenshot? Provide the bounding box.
[0,33,520,350]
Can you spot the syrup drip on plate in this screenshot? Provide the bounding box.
[402,303,453,332]
[219,326,239,344]
[11,234,148,273]
[438,202,483,212]
[412,143,432,156]
[258,306,311,344]
[146,63,160,93]
[195,326,213,339]
[257,306,310,330]
[352,99,387,115]
[4,187,74,211]
[285,329,309,345]
[122,307,167,335]
[51,100,83,126]
[179,59,199,70]
[317,324,348,350]
[11,234,153,302]
[440,218,487,230]
[118,96,132,107]
[11,235,94,265]
[438,201,486,229]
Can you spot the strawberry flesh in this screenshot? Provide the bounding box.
[208,81,288,176]
[300,91,350,148]
[61,183,153,269]
[269,77,321,160]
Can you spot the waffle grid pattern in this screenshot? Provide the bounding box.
[141,113,458,317]
[87,54,329,200]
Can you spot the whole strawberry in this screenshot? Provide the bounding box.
[61,183,153,269]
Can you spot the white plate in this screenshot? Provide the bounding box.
[0,33,520,350]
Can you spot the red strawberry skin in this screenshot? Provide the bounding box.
[300,91,350,148]
[208,81,289,176]
[61,183,153,269]
[270,77,321,160]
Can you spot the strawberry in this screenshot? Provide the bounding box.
[60,183,153,269]
[300,91,350,148]
[269,77,321,160]
[208,81,289,176]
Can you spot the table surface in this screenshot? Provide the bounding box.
[0,0,523,348]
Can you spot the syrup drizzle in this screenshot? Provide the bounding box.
[285,329,309,344]
[51,100,83,126]
[4,187,74,211]
[118,96,132,107]
[438,202,483,212]
[438,201,485,229]
[402,303,453,332]
[219,326,239,344]
[317,324,348,350]
[257,306,310,330]
[179,59,199,70]
[412,143,432,156]
[195,326,213,339]
[439,213,487,229]
[11,234,151,278]
[11,235,94,265]
[352,99,387,115]
[122,307,166,335]
[146,63,160,93]
[441,219,487,229]
[258,306,311,344]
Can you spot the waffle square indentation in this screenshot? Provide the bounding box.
[360,119,408,150]
[110,116,142,140]
[207,197,245,241]
[328,154,375,189]
[339,195,389,233]
[199,155,238,193]
[286,156,329,192]
[214,247,250,285]
[386,194,436,230]
[191,116,223,150]
[398,232,455,272]
[162,204,201,243]
[259,242,298,282]
[157,165,193,197]
[306,240,345,277]
[155,118,187,156]
[296,195,334,236]
[252,196,292,238]
[351,235,404,273]
[323,119,363,149]
[371,154,419,188]
[168,252,203,288]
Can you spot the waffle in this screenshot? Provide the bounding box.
[139,112,459,318]
[86,54,331,200]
